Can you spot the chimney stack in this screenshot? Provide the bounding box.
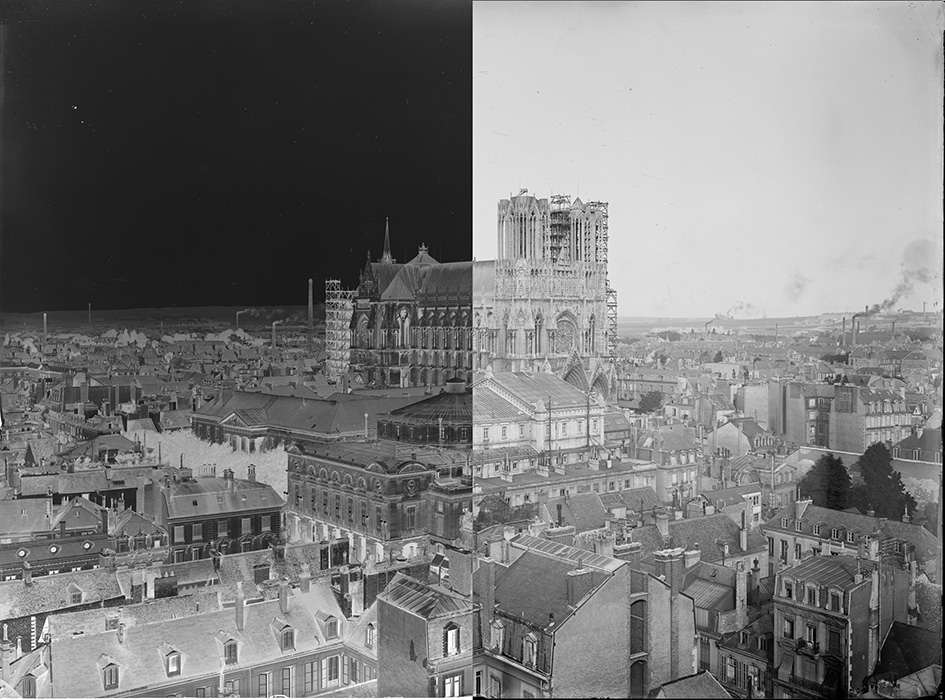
[22,562,32,586]
[278,579,290,615]
[308,279,314,329]
[117,623,125,645]
[445,547,473,597]
[654,547,685,595]
[247,464,256,483]
[655,509,670,542]
[235,581,245,631]
[0,624,12,684]
[735,563,748,629]
[613,541,644,568]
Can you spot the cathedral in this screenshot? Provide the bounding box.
[345,222,472,388]
[473,190,618,397]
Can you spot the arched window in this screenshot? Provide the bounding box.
[630,660,646,697]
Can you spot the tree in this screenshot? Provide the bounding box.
[798,453,852,511]
[852,443,917,519]
[711,350,723,363]
[639,391,664,413]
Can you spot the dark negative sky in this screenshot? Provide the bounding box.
[0,0,471,313]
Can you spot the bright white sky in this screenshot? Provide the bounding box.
[473,1,944,318]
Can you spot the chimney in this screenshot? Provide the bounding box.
[22,562,32,586]
[0,624,11,683]
[278,579,290,615]
[445,547,473,597]
[480,558,497,627]
[655,509,670,542]
[683,548,701,568]
[902,507,910,524]
[613,541,644,568]
[308,278,314,329]
[566,565,595,607]
[556,503,563,527]
[740,527,748,552]
[101,506,109,535]
[247,464,256,483]
[299,563,311,593]
[117,623,125,645]
[735,563,748,630]
[654,548,686,595]
[235,581,245,631]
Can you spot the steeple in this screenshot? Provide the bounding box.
[380,217,396,264]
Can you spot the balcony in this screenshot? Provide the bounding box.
[788,674,823,693]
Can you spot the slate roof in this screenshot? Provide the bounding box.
[630,513,765,563]
[702,483,761,510]
[50,583,346,698]
[377,573,473,619]
[493,550,610,629]
[764,502,939,562]
[541,492,607,533]
[652,670,732,698]
[869,621,942,683]
[0,499,50,537]
[893,427,941,454]
[0,569,124,619]
[163,477,284,520]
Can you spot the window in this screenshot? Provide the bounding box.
[102,665,119,691]
[489,675,502,699]
[781,518,789,528]
[350,657,360,684]
[326,618,339,639]
[444,623,460,656]
[21,676,35,699]
[173,526,184,543]
[224,680,240,696]
[783,617,795,639]
[71,591,83,605]
[281,667,293,696]
[807,586,817,606]
[224,641,238,665]
[195,688,206,698]
[444,673,463,697]
[241,517,251,535]
[501,426,507,440]
[262,515,271,531]
[740,631,750,646]
[167,652,181,677]
[831,528,841,540]
[303,662,315,694]
[257,672,269,698]
[828,628,841,655]
[813,524,821,536]
[784,580,793,599]
[759,637,768,652]
[483,427,490,441]
[219,519,228,537]
[281,628,295,650]
[475,671,482,697]
[406,506,417,530]
[365,624,375,648]
[795,520,803,532]
[830,592,841,612]
[726,656,737,683]
[491,620,504,651]
[523,635,538,666]
[847,531,856,543]
[794,543,801,561]
[806,624,818,645]
[321,656,340,687]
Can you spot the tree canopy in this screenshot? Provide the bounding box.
[798,453,852,510]
[639,391,664,413]
[852,443,917,519]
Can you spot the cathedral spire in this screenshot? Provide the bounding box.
[380,217,395,263]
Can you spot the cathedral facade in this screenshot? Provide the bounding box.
[473,191,617,397]
[346,225,472,389]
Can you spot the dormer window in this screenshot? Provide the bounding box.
[443,622,460,656]
[491,620,505,652]
[795,520,803,532]
[365,624,375,648]
[781,518,788,528]
[784,580,793,599]
[68,583,83,606]
[160,643,182,677]
[740,631,750,646]
[281,628,295,651]
[103,665,119,690]
[812,525,822,536]
[523,634,538,667]
[831,528,841,540]
[847,531,856,543]
[224,640,238,665]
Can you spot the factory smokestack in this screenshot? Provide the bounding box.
[842,317,846,345]
[88,303,92,327]
[43,313,47,346]
[308,278,314,329]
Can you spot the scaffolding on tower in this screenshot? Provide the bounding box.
[588,200,618,360]
[324,279,355,384]
[549,194,571,262]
